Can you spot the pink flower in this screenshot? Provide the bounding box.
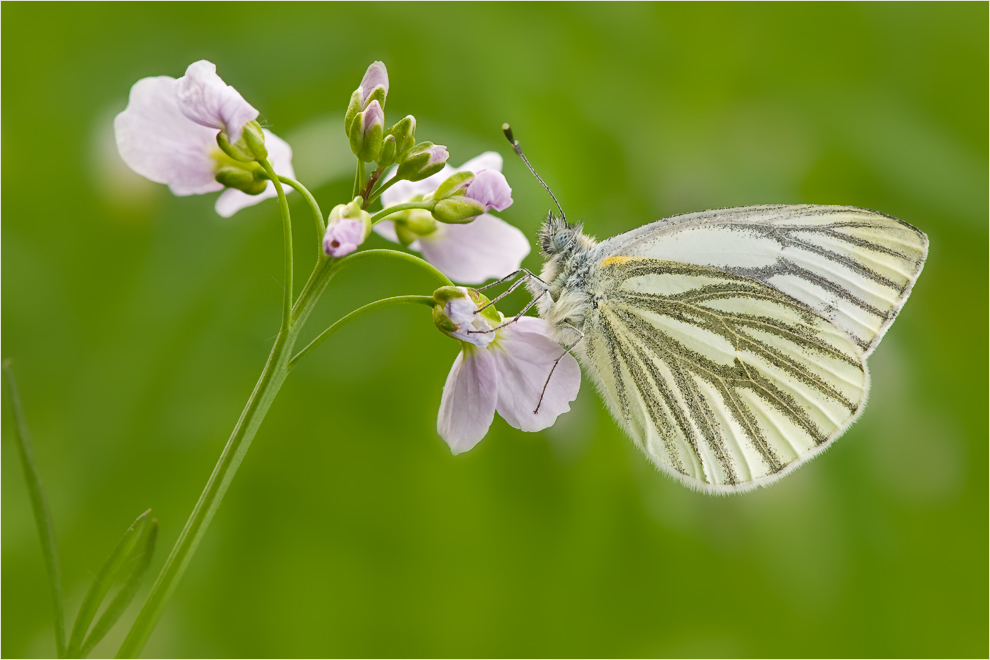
[114,60,295,218]
[323,219,366,258]
[375,153,529,284]
[437,317,581,454]
[173,60,258,143]
[465,170,513,213]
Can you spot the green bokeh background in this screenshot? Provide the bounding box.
[3,3,987,657]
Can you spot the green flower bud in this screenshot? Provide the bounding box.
[379,134,397,167]
[348,100,385,163]
[394,142,449,182]
[241,121,268,160]
[216,131,254,163]
[344,89,362,136]
[433,196,487,224]
[387,115,417,159]
[433,171,474,201]
[215,166,268,195]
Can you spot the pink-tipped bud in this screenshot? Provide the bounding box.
[323,197,371,258]
[323,219,366,258]
[465,170,513,213]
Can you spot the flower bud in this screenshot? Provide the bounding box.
[216,131,255,163]
[387,115,417,159]
[433,171,474,201]
[392,208,437,245]
[345,61,389,135]
[323,196,371,258]
[465,170,512,212]
[349,100,385,163]
[241,120,268,160]
[432,197,488,224]
[432,286,500,347]
[215,165,268,195]
[379,134,398,167]
[394,142,449,182]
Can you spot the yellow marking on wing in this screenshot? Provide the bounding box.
[600,256,648,268]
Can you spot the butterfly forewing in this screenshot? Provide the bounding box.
[595,205,928,356]
[583,257,867,493]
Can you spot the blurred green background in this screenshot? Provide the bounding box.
[3,3,986,657]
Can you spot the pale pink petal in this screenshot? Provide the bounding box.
[379,152,502,207]
[359,61,389,106]
[491,324,580,432]
[214,129,294,218]
[362,100,384,136]
[174,60,258,142]
[379,166,453,206]
[114,76,222,196]
[437,347,499,454]
[465,170,513,212]
[323,218,366,257]
[417,214,531,284]
[459,152,503,173]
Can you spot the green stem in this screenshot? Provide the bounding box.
[260,159,293,330]
[352,160,365,199]
[333,249,453,288]
[117,165,321,659]
[370,202,435,226]
[289,295,434,368]
[365,176,399,208]
[278,175,326,252]
[3,360,67,658]
[116,196,453,659]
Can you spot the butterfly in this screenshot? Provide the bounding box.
[514,204,928,494]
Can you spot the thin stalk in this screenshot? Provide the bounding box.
[289,295,434,368]
[260,159,293,330]
[365,175,399,208]
[352,160,365,199]
[118,163,308,659]
[332,249,453,288]
[370,202,435,226]
[278,175,326,250]
[3,360,67,658]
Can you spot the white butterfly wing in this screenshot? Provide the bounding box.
[593,205,928,355]
[582,257,868,493]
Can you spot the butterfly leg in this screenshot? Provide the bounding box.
[467,290,550,335]
[474,269,548,314]
[535,323,584,414]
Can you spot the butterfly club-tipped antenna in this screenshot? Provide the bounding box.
[502,123,566,222]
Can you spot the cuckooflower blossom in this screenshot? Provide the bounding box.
[323,219,366,258]
[437,313,581,454]
[375,152,529,284]
[114,60,295,218]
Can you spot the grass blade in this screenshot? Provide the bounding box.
[78,519,158,658]
[67,510,152,658]
[3,360,67,658]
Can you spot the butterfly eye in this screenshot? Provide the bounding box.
[553,232,571,251]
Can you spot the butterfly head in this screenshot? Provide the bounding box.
[539,211,587,257]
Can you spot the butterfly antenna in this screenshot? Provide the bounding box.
[502,123,566,222]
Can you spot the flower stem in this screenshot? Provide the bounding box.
[3,360,67,659]
[117,164,322,659]
[260,159,293,330]
[278,175,326,254]
[333,249,453,288]
[365,175,399,208]
[370,202,435,226]
[352,160,365,200]
[289,296,434,368]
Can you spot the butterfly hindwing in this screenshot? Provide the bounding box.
[594,205,928,356]
[582,257,868,493]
